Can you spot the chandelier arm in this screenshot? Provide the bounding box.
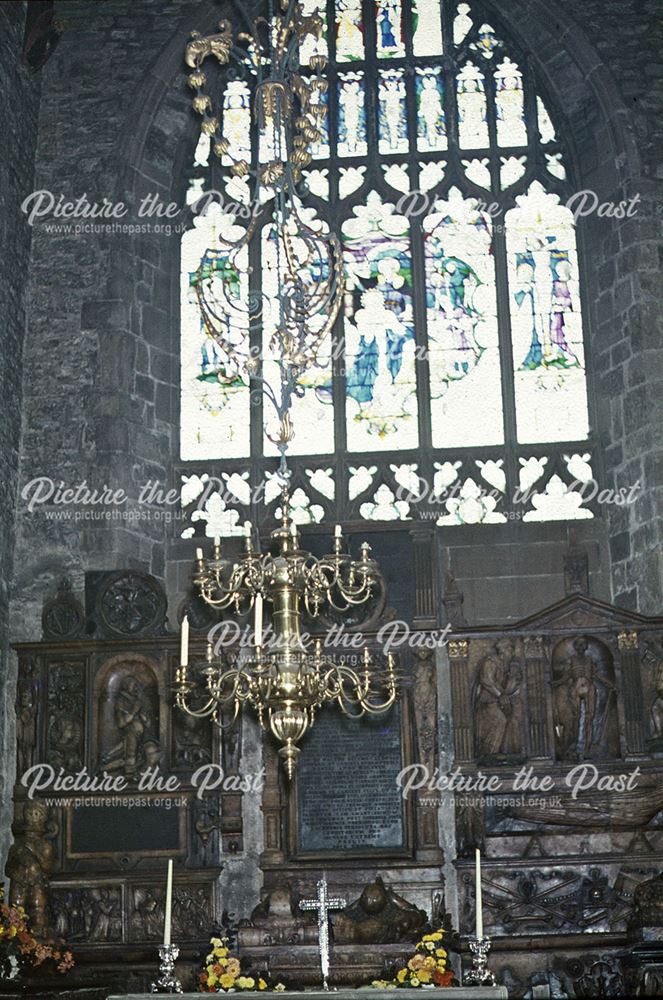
[176,691,226,717]
[211,699,241,729]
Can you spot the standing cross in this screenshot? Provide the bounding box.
[300,877,346,990]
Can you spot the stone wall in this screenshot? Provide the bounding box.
[532,0,663,613]
[0,4,41,869]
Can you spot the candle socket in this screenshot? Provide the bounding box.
[150,943,182,994]
[464,936,496,987]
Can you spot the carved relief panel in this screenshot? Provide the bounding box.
[46,659,86,772]
[94,655,161,779]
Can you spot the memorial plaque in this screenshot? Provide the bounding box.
[296,702,406,854]
[69,801,182,856]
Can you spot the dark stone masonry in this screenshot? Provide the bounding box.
[0,0,661,870]
[0,3,41,863]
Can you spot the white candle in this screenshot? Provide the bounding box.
[213,536,220,547]
[335,524,342,539]
[475,847,483,939]
[254,593,263,647]
[180,615,189,668]
[244,520,252,538]
[195,547,204,561]
[164,858,173,946]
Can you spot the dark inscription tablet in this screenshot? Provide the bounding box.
[297,702,404,853]
[70,802,180,855]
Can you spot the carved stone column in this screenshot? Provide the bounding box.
[523,635,552,758]
[412,648,442,859]
[617,630,645,754]
[448,640,472,761]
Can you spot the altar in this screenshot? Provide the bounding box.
[108,990,508,999]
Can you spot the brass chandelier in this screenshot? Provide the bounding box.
[177,1,397,775]
[185,0,344,454]
[176,506,397,777]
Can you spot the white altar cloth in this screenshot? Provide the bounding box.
[108,989,508,999]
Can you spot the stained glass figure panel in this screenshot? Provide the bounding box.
[424,188,504,448]
[261,223,335,456]
[457,63,489,149]
[506,183,589,444]
[338,72,368,157]
[221,81,252,165]
[335,0,364,61]
[495,58,527,147]
[379,70,409,154]
[417,67,447,152]
[376,0,405,59]
[343,193,418,452]
[180,207,251,460]
[413,0,444,56]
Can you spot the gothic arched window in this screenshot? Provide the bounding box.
[180,0,594,536]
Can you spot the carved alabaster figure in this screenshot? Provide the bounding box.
[552,636,616,760]
[103,675,154,777]
[334,876,427,944]
[474,639,524,758]
[239,885,318,947]
[5,801,55,938]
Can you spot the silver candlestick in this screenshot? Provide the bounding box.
[150,943,183,994]
[464,935,496,986]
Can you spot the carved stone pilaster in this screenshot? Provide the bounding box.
[410,527,438,626]
[448,639,472,761]
[617,630,645,753]
[412,648,441,858]
[523,635,552,758]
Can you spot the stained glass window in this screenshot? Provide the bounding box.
[180,0,593,528]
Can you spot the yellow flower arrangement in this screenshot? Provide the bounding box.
[371,928,452,990]
[198,935,285,994]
